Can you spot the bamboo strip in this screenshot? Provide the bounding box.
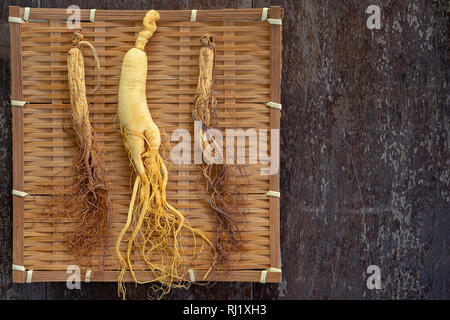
[19,8,282,22]
[21,270,281,283]
[10,6,25,283]
[268,6,282,271]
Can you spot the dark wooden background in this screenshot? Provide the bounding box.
[0,0,448,300]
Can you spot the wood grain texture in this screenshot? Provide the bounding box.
[253,0,449,300]
[9,6,24,284]
[1,0,449,300]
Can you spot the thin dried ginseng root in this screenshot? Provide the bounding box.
[54,29,111,267]
[192,34,248,269]
[116,10,212,300]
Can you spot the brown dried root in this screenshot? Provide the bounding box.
[192,34,248,268]
[55,29,111,263]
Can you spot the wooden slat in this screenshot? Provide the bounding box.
[19,8,282,22]
[28,269,281,283]
[10,6,25,284]
[268,6,282,272]
[50,18,63,275]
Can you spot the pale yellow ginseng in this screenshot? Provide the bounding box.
[116,10,212,300]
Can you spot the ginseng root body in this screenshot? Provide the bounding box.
[116,10,212,300]
[60,30,111,264]
[192,35,247,269]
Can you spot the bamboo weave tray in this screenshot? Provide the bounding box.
[10,6,282,283]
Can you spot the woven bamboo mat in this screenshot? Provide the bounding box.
[10,6,282,283]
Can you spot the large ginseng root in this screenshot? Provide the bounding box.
[60,29,111,262]
[116,10,212,300]
[192,35,247,269]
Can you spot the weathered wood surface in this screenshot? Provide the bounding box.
[0,0,448,300]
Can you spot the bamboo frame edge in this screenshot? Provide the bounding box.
[10,5,25,284]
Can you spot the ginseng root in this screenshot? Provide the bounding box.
[192,34,247,269]
[116,10,212,300]
[58,29,111,264]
